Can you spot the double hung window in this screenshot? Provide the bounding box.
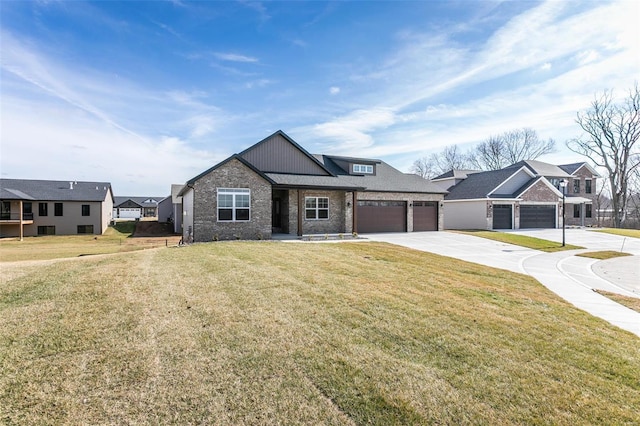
[305,197,329,220]
[217,188,250,221]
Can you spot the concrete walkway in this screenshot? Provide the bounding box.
[364,229,640,338]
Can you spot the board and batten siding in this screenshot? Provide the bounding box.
[240,133,329,175]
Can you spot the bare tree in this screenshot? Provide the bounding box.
[410,156,437,179]
[411,145,470,178]
[567,84,640,228]
[469,128,556,170]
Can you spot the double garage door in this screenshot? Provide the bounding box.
[356,200,438,233]
[492,204,556,229]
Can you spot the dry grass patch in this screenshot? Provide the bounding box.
[0,222,181,262]
[593,228,640,238]
[1,242,639,424]
[576,251,633,260]
[454,230,583,252]
[595,290,640,313]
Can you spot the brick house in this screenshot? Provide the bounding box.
[435,160,599,230]
[179,130,447,241]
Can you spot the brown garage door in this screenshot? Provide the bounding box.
[413,201,438,231]
[357,200,406,233]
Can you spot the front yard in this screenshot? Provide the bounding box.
[1,241,639,424]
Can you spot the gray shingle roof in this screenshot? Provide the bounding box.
[0,179,112,202]
[432,169,481,181]
[510,160,572,178]
[445,168,526,200]
[266,159,447,193]
[114,196,164,207]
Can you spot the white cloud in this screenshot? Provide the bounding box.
[329,86,340,95]
[213,52,259,63]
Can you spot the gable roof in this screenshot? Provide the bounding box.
[240,130,334,176]
[432,169,481,181]
[445,167,528,200]
[186,131,446,195]
[114,196,164,208]
[510,160,572,178]
[559,162,601,177]
[0,179,113,202]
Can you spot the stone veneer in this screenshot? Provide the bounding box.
[565,167,597,227]
[286,189,350,235]
[192,158,272,241]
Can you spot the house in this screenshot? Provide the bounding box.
[157,184,184,233]
[438,160,600,230]
[179,130,446,241]
[0,179,114,239]
[112,196,162,219]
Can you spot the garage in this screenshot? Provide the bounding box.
[492,204,513,229]
[520,205,556,228]
[413,201,438,231]
[357,200,406,233]
[117,208,142,219]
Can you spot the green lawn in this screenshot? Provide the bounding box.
[594,228,640,238]
[1,241,639,424]
[454,230,583,252]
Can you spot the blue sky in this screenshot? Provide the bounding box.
[1,1,638,196]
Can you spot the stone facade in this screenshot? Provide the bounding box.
[192,158,272,241]
[286,189,350,235]
[565,167,597,227]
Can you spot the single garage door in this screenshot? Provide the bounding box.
[357,200,406,233]
[520,205,556,228]
[413,201,438,231]
[492,204,513,229]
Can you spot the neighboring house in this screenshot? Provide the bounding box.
[113,196,161,219]
[439,160,600,230]
[0,179,114,239]
[157,184,184,234]
[180,130,446,241]
[430,169,481,191]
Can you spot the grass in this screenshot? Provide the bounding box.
[1,241,639,425]
[0,222,181,262]
[595,290,640,313]
[576,250,633,260]
[594,228,640,238]
[454,230,583,252]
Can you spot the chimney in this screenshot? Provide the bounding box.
[69,182,74,190]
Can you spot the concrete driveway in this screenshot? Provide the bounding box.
[364,229,640,338]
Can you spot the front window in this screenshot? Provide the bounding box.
[38,226,55,235]
[353,164,374,174]
[77,225,94,234]
[55,203,63,216]
[573,179,580,194]
[1,201,10,220]
[217,188,250,222]
[39,203,48,216]
[585,179,592,194]
[82,205,90,216]
[305,197,329,220]
[573,205,580,218]
[586,204,592,218]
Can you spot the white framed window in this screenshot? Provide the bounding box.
[217,188,250,222]
[305,197,329,220]
[353,164,373,174]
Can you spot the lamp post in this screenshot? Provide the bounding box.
[560,179,567,247]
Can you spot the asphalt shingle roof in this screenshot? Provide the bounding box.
[0,179,112,202]
[445,168,526,200]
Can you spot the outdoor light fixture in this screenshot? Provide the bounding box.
[559,179,567,247]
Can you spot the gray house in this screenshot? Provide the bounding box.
[180,130,446,241]
[438,160,600,230]
[113,196,162,219]
[0,179,114,239]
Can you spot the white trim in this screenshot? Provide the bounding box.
[217,188,251,222]
[304,196,329,220]
[353,164,374,174]
[569,163,601,178]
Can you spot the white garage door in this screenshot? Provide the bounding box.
[118,208,141,219]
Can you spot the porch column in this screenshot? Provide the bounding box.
[352,191,358,234]
[297,190,303,236]
[19,200,24,241]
